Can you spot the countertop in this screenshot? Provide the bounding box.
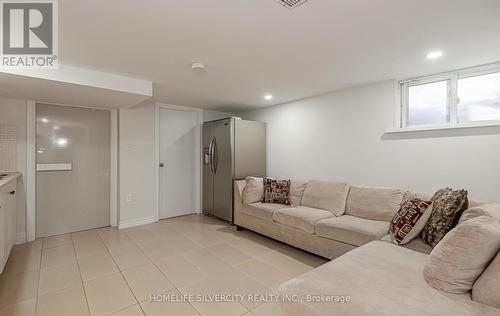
[0,172,21,189]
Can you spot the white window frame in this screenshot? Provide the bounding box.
[394,63,500,132]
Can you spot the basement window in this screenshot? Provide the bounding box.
[398,64,500,131]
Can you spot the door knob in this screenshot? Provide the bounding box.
[159,163,165,168]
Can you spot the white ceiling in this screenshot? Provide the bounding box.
[7,0,500,111]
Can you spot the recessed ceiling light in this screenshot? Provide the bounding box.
[40,117,49,123]
[426,51,443,60]
[191,62,205,70]
[264,94,273,101]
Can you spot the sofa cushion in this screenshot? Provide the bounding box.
[403,191,432,203]
[278,241,500,316]
[242,176,263,204]
[289,180,308,207]
[423,216,500,294]
[301,180,350,216]
[473,250,500,309]
[422,188,469,248]
[315,215,389,246]
[346,185,403,221]
[273,206,334,234]
[459,203,500,225]
[381,234,432,254]
[263,178,291,205]
[241,202,288,222]
[389,198,433,245]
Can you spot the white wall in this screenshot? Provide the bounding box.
[241,80,500,202]
[0,97,28,243]
[118,103,156,225]
[116,105,223,227]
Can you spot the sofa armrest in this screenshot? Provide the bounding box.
[235,180,245,199]
[234,180,246,223]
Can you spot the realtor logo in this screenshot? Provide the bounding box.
[1,0,58,68]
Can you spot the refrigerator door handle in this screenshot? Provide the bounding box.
[212,138,218,174]
[209,137,215,174]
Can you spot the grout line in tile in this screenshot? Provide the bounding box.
[121,224,204,316]
[33,238,43,315]
[96,227,141,313]
[71,233,92,316]
[107,303,144,316]
[140,240,207,314]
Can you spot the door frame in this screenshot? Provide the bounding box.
[26,101,118,242]
[154,103,203,222]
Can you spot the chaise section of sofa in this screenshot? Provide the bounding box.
[277,241,500,316]
[276,196,500,316]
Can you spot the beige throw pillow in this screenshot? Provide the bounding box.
[472,250,500,308]
[242,177,263,205]
[423,216,500,293]
[289,180,307,207]
[459,203,500,225]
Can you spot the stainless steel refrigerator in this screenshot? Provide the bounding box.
[203,117,266,222]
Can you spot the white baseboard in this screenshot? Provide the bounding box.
[15,232,26,245]
[118,216,156,229]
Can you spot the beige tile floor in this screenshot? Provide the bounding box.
[0,214,328,316]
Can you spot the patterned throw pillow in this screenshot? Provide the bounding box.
[389,198,432,245]
[263,178,290,205]
[421,188,469,248]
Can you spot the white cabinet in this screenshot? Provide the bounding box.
[0,179,17,274]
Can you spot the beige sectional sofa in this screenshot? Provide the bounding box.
[233,179,500,315]
[234,179,431,258]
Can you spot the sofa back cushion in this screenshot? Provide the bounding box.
[346,186,404,222]
[242,177,264,204]
[459,203,500,225]
[423,216,500,294]
[289,180,308,207]
[472,250,500,309]
[403,191,431,203]
[300,180,350,216]
[404,191,482,207]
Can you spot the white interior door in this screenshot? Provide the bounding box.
[159,108,198,219]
